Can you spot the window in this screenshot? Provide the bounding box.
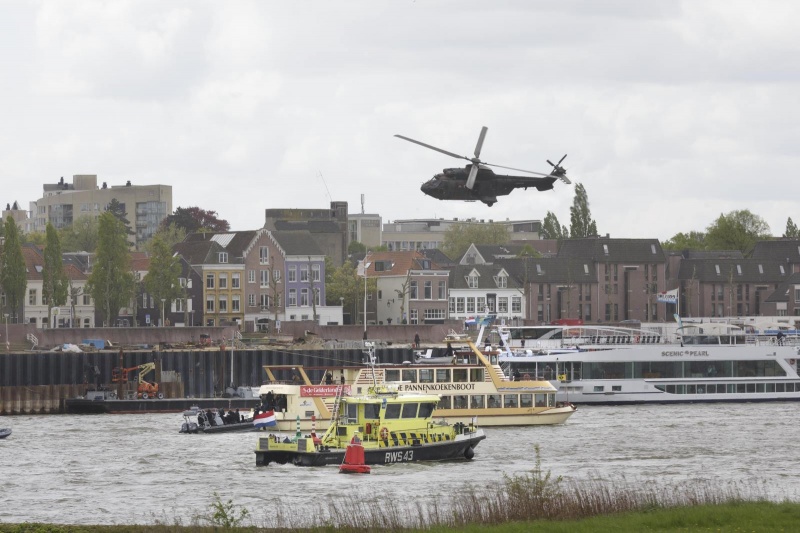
[438,281,446,299]
[219,296,228,313]
[476,297,486,313]
[248,270,255,283]
[232,295,240,312]
[259,246,269,264]
[206,296,215,312]
[206,274,215,289]
[218,252,228,264]
[232,273,240,289]
[512,296,521,313]
[219,273,228,289]
[424,309,446,320]
[29,289,37,305]
[273,269,281,282]
[466,297,475,314]
[498,297,508,313]
[410,280,418,299]
[410,309,418,324]
[467,274,479,288]
[494,275,507,288]
[288,266,296,282]
[260,270,269,288]
[248,294,256,306]
[288,289,297,307]
[300,266,309,282]
[82,294,91,305]
[300,288,309,306]
[456,297,465,314]
[312,264,320,282]
[260,294,270,308]
[424,281,432,300]
[175,298,185,312]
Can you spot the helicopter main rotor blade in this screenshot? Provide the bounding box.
[474,126,488,160]
[465,164,480,189]
[481,162,555,178]
[394,135,469,161]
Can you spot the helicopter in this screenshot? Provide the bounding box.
[395,126,571,206]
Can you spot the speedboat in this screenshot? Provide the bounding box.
[0,428,11,439]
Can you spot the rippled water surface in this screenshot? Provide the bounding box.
[2,403,799,525]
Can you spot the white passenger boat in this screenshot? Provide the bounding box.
[494,318,800,405]
[255,332,576,429]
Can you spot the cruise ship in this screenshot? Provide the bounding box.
[494,319,800,405]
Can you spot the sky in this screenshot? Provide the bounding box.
[1,0,799,242]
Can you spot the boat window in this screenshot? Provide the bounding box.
[790,383,797,392]
[663,385,673,394]
[520,394,532,408]
[612,386,621,392]
[453,369,468,383]
[470,395,485,409]
[487,394,501,408]
[453,395,469,409]
[696,385,705,394]
[384,403,402,419]
[677,385,685,394]
[777,383,785,392]
[687,385,696,394]
[439,396,452,409]
[766,383,775,393]
[706,384,716,393]
[470,368,485,382]
[419,402,435,418]
[756,383,765,393]
[727,384,735,393]
[593,386,604,392]
[346,403,358,424]
[401,403,418,418]
[534,394,547,407]
[436,369,451,382]
[736,384,746,393]
[385,369,400,382]
[746,383,755,393]
[419,369,434,383]
[364,404,380,419]
[402,369,418,383]
[503,394,518,408]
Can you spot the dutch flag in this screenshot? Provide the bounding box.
[253,410,277,428]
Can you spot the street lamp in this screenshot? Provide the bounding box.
[161,298,166,327]
[4,313,8,352]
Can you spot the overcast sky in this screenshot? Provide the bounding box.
[2,1,799,242]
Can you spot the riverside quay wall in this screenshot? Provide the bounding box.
[0,346,411,415]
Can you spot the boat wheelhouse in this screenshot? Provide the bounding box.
[494,322,800,405]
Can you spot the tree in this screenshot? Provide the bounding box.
[161,207,230,234]
[540,211,569,240]
[107,198,135,240]
[569,183,598,238]
[0,216,27,322]
[143,234,183,325]
[59,216,100,252]
[704,210,771,253]
[662,231,707,251]
[784,217,799,238]
[22,232,47,246]
[42,223,69,327]
[86,212,135,326]
[326,260,376,325]
[143,223,186,255]
[441,222,509,261]
[348,241,366,255]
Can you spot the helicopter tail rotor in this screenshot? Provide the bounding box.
[547,154,571,184]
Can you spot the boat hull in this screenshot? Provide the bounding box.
[255,431,486,467]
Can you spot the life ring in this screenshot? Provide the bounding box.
[379,427,389,440]
[365,422,372,434]
[634,336,640,343]
[522,373,531,380]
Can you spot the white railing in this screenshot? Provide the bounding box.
[26,333,38,348]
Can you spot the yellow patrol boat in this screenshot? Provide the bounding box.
[254,384,486,467]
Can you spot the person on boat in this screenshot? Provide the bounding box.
[206,409,217,426]
[340,372,346,385]
[325,372,333,385]
[265,390,275,410]
[445,343,454,358]
[544,365,553,380]
[777,331,786,345]
[292,368,301,384]
[512,368,521,381]
[414,332,421,348]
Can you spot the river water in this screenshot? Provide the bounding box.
[1,402,798,526]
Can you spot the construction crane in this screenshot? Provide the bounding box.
[111,362,163,399]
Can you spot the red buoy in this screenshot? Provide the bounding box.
[339,433,371,474]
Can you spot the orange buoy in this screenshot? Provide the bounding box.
[339,433,371,474]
